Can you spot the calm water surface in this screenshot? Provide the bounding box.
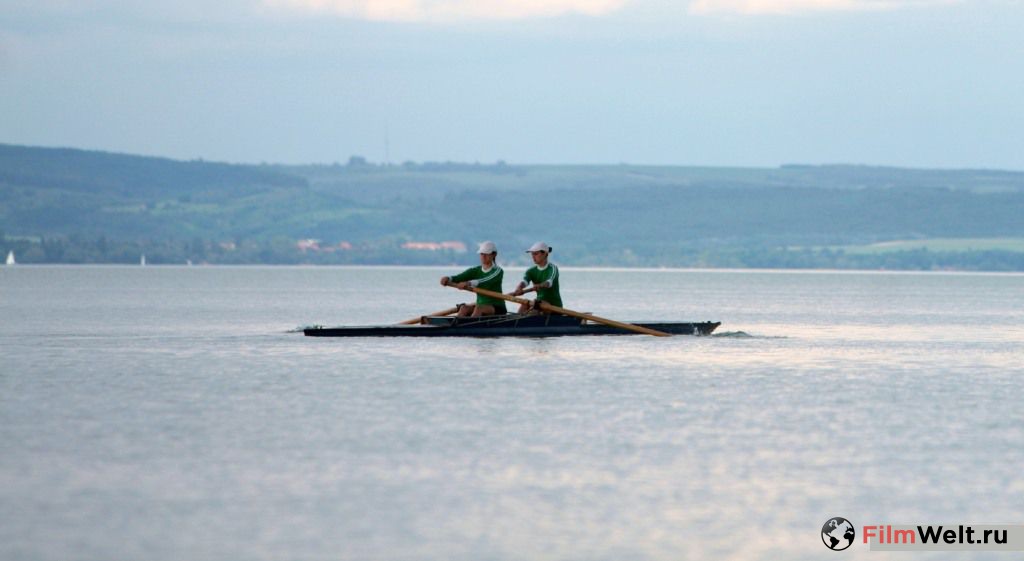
[1,266,1022,560]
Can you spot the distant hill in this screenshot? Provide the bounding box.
[2,143,1023,269]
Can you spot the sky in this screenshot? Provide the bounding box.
[1,0,1023,168]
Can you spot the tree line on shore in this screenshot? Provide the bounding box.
[4,234,1023,271]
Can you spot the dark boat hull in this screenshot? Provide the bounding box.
[304,314,720,338]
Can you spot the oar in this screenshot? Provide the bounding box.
[397,306,460,325]
[450,285,671,337]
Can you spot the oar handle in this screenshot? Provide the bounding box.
[450,285,670,337]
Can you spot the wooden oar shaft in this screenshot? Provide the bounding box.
[535,303,671,337]
[397,306,459,325]
[454,285,671,337]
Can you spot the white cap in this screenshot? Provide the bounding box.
[525,242,551,253]
[477,241,497,254]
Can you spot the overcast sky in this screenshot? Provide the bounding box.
[2,0,1023,168]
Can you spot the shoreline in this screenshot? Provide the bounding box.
[4,263,1023,276]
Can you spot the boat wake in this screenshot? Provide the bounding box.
[286,325,321,333]
[711,331,787,339]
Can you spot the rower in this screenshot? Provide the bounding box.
[440,241,507,317]
[512,242,561,314]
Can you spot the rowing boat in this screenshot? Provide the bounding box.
[303,314,721,338]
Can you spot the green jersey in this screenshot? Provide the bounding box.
[450,265,505,306]
[523,263,561,307]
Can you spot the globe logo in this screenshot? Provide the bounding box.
[821,517,855,551]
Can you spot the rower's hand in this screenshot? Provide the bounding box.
[440,276,450,286]
[511,287,525,296]
[455,282,469,290]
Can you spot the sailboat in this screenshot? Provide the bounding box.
[140,254,146,266]
[5,251,14,266]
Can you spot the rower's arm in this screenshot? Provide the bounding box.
[537,266,556,289]
[449,268,475,284]
[511,281,529,295]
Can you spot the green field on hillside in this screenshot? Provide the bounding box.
[4,143,1024,269]
[831,238,1024,254]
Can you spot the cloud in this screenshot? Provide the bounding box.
[688,0,958,15]
[265,0,629,22]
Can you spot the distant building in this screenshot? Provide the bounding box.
[402,241,467,252]
[297,239,321,252]
[440,241,467,252]
[295,240,352,253]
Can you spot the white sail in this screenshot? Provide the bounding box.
[5,251,13,266]
[140,254,146,266]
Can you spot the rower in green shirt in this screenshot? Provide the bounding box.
[512,241,562,313]
[440,241,507,317]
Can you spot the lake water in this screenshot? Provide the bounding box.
[1,266,1022,560]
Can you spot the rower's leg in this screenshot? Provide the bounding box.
[457,304,475,317]
[519,300,543,315]
[472,304,495,317]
